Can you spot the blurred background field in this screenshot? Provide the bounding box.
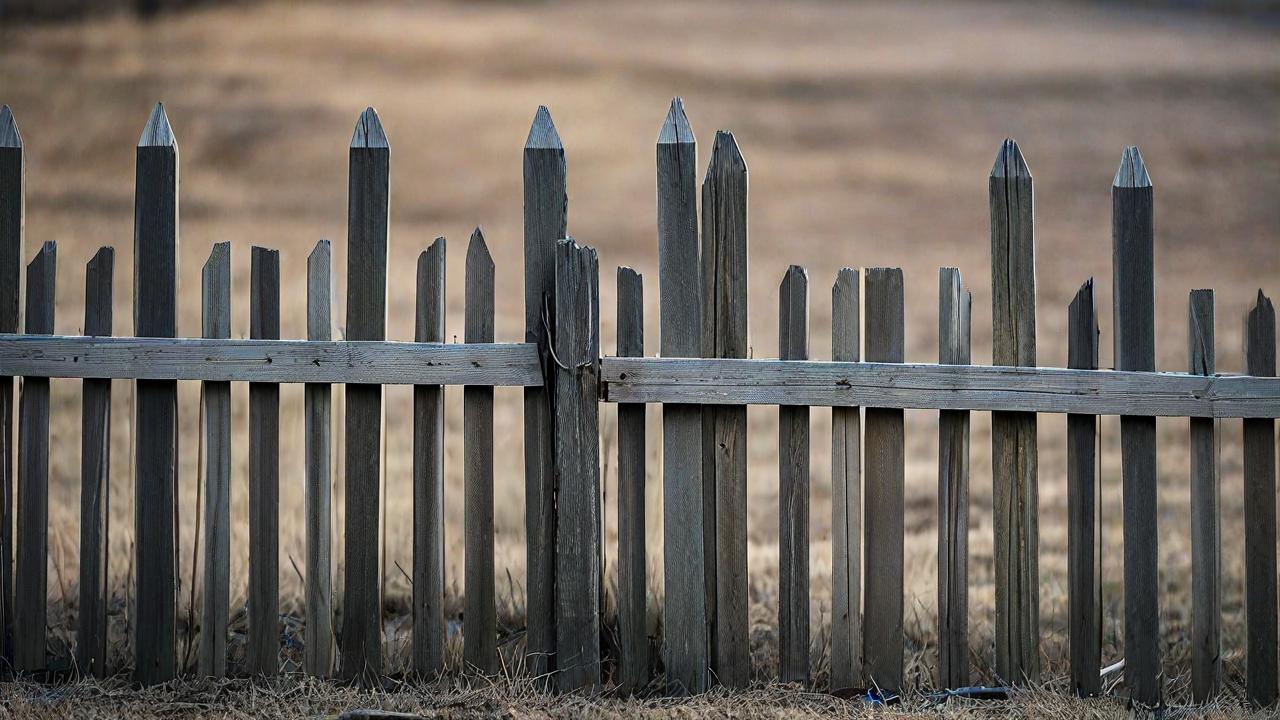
[0,0,1278,709]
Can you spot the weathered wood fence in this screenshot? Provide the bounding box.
[0,100,1278,707]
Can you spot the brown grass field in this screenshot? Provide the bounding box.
[1,0,1279,716]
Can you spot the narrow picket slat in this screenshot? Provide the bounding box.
[937,268,971,690]
[0,105,22,665]
[524,106,566,681]
[15,241,54,673]
[989,139,1039,684]
[464,230,497,674]
[78,246,113,678]
[1067,279,1100,697]
[342,107,389,680]
[863,267,904,694]
[778,265,810,684]
[702,130,749,689]
[1243,292,1277,708]
[1188,289,1219,702]
[830,268,862,691]
[657,97,709,695]
[553,239,601,691]
[616,266,648,692]
[304,239,333,677]
[133,104,179,684]
[199,241,231,678]
[412,237,445,677]
[1113,145,1160,707]
[248,246,280,676]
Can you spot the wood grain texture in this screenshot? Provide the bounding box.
[412,237,445,677]
[133,104,178,684]
[343,107,389,681]
[989,139,1039,684]
[702,130,749,689]
[778,266,810,685]
[830,268,861,691]
[863,267,904,694]
[523,106,566,681]
[616,266,648,692]
[1188,288,1219,702]
[1243,292,1277,708]
[1067,279,1100,697]
[553,239,601,691]
[248,247,280,676]
[657,98,709,695]
[0,104,21,666]
[1113,145,1160,707]
[463,230,497,674]
[937,268,971,690]
[77,246,113,678]
[199,242,231,678]
[305,239,333,678]
[15,241,53,673]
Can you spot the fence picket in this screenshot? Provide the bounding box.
[1188,289,1219,702]
[200,241,231,678]
[15,241,54,673]
[305,239,333,677]
[937,267,971,690]
[830,268,861,691]
[412,236,445,677]
[0,105,21,666]
[78,246,113,678]
[1243,291,1277,708]
[1067,279,1100,696]
[248,246,280,676]
[464,229,497,674]
[616,266,647,692]
[133,103,179,684]
[863,267,904,694]
[778,265,810,684]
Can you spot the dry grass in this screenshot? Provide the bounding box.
[0,0,1278,716]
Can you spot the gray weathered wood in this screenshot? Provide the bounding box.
[830,268,861,691]
[989,139,1039,684]
[343,107,389,681]
[15,241,53,673]
[524,106,566,681]
[78,246,113,678]
[0,104,22,666]
[199,241,231,678]
[553,239,601,691]
[600,358,1280,418]
[133,103,179,685]
[778,266,810,685]
[305,239,333,678]
[616,266,647,692]
[1243,291,1277,708]
[1113,145,1160,707]
[937,268,971,690]
[248,246,280,676]
[1067,279,1100,697]
[412,237,445,677]
[702,130,749,689]
[463,229,496,675]
[863,267,904,694]
[1188,288,1219,702]
[657,97,709,694]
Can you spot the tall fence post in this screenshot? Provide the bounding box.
[133,103,179,684]
[830,268,862,691]
[342,107,389,680]
[778,265,810,684]
[1188,288,1219,702]
[200,241,231,678]
[412,236,445,677]
[0,105,21,667]
[15,241,53,674]
[305,239,333,677]
[1243,291,1277,708]
[248,246,280,676]
[656,97,709,694]
[1067,279,1100,696]
[937,267,971,690]
[78,246,113,678]
[464,229,497,674]
[524,106,566,682]
[989,138,1039,684]
[616,266,647,692]
[553,238,601,691]
[1113,145,1160,707]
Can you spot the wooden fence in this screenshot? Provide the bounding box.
[0,99,1277,707]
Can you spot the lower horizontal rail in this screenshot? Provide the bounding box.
[0,336,544,386]
[601,357,1280,418]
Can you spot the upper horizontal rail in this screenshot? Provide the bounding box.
[0,336,543,386]
[601,357,1280,418]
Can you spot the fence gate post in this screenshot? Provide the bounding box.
[0,105,21,668]
[1243,291,1277,708]
[1067,279,1100,697]
[937,267,971,690]
[201,242,232,678]
[1188,288,1219,702]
